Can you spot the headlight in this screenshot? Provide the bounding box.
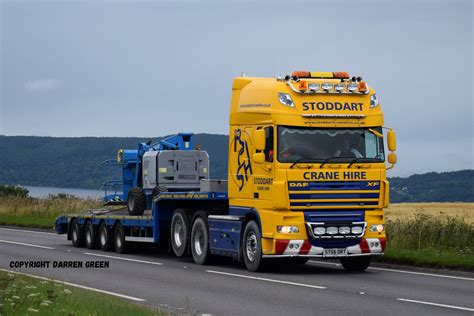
[322,83,333,91]
[339,226,351,234]
[314,227,326,235]
[278,92,294,107]
[326,227,338,235]
[277,226,299,234]
[335,83,346,92]
[348,83,358,91]
[370,94,379,108]
[308,83,320,91]
[351,226,363,235]
[370,224,384,233]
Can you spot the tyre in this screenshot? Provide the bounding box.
[114,223,128,254]
[99,221,113,251]
[170,209,190,257]
[152,186,168,200]
[242,220,265,272]
[190,215,211,265]
[84,220,98,249]
[71,219,84,248]
[340,256,372,272]
[127,188,146,216]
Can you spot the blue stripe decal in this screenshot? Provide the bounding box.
[291,201,378,207]
[290,193,379,200]
[288,181,380,191]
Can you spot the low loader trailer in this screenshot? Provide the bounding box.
[56,70,398,272]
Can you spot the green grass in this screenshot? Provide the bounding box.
[375,248,474,270]
[0,214,55,229]
[0,270,160,315]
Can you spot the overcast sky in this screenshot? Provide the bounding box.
[0,0,472,177]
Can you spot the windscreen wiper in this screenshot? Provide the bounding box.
[320,156,354,168]
[290,157,321,169]
[347,157,381,169]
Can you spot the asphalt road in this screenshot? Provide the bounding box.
[1,226,473,315]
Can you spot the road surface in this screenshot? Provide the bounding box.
[1,227,473,315]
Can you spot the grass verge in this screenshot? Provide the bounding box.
[0,270,160,315]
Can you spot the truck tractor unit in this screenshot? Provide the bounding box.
[56,70,397,272]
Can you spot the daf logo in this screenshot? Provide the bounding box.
[289,182,309,187]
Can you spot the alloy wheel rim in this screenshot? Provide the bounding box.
[246,232,257,262]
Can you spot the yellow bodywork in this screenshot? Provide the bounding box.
[228,75,393,255]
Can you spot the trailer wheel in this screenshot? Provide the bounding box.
[170,209,189,257]
[114,223,128,254]
[340,256,372,272]
[71,219,84,248]
[84,220,98,249]
[242,220,265,272]
[99,221,113,251]
[191,215,211,265]
[127,188,146,216]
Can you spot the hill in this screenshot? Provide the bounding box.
[0,136,472,202]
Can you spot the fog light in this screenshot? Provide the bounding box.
[277,226,299,234]
[339,226,350,234]
[326,227,338,235]
[351,226,363,235]
[314,227,326,235]
[370,224,384,233]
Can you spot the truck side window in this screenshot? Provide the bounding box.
[264,126,274,162]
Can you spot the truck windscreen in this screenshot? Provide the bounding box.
[277,126,385,163]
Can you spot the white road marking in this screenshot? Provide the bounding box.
[0,227,60,236]
[83,252,164,266]
[206,270,326,289]
[0,239,54,250]
[397,298,474,312]
[0,268,145,302]
[309,260,474,281]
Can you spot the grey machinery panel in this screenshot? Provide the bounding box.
[142,150,209,191]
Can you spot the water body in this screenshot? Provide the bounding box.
[24,186,103,199]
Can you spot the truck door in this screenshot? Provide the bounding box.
[252,126,275,202]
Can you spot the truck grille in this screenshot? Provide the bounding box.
[288,181,380,209]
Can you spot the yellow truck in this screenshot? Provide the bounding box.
[56,70,397,272]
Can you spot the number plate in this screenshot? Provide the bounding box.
[323,248,348,257]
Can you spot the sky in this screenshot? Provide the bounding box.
[0,0,472,177]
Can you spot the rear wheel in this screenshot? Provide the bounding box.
[191,215,211,265]
[84,221,98,249]
[71,219,84,248]
[170,209,190,257]
[127,188,146,216]
[340,256,372,272]
[99,221,113,251]
[114,223,128,253]
[242,220,265,272]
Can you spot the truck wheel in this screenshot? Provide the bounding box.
[191,216,211,265]
[340,256,372,272]
[127,188,146,216]
[242,220,265,272]
[84,220,98,249]
[99,221,113,251]
[114,223,128,254]
[170,209,189,257]
[71,219,84,248]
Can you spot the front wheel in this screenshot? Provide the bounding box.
[242,220,265,272]
[340,256,372,272]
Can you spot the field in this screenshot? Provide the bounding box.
[0,195,472,270]
[0,270,160,315]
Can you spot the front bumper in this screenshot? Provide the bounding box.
[263,237,386,258]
